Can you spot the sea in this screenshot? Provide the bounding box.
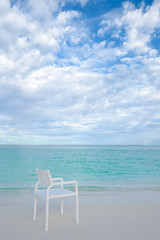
[0,145,160,192]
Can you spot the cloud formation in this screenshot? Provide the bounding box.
[0,0,160,144]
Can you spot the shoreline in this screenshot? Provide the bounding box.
[1,186,160,197]
[1,188,160,203]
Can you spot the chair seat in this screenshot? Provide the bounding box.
[36,188,76,199]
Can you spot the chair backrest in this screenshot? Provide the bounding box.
[36,169,52,187]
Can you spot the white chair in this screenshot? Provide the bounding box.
[33,168,79,231]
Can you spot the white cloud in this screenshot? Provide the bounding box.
[56,10,80,25]
[0,113,12,122]
[99,0,160,55]
[122,1,160,54]
[0,55,15,73]
[0,0,160,144]
[27,0,63,21]
[0,0,10,16]
[77,0,89,7]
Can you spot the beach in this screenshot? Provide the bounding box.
[1,145,160,239]
[1,190,160,240]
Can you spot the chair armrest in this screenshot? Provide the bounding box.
[62,180,77,185]
[52,177,63,189]
[47,178,64,191]
[52,177,63,182]
[63,181,78,193]
[48,180,78,192]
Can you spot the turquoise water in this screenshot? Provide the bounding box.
[0,145,160,192]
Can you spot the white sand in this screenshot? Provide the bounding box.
[0,190,160,240]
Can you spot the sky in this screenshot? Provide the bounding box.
[0,0,160,145]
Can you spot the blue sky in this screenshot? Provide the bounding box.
[0,0,160,144]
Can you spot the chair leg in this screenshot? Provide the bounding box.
[61,199,63,215]
[76,195,79,224]
[45,200,49,231]
[33,195,37,220]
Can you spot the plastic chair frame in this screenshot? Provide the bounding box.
[33,169,79,231]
